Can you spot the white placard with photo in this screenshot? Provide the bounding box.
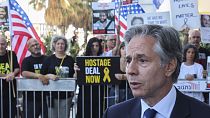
[92,2,115,35]
[127,12,170,28]
[0,1,9,32]
[200,14,210,43]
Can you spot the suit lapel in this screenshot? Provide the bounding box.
[129,98,141,118]
[170,88,190,118]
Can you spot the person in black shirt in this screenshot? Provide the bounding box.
[75,37,105,118]
[0,35,19,118]
[41,35,75,118]
[188,29,210,70]
[21,38,48,118]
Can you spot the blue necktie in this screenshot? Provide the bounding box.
[143,108,157,118]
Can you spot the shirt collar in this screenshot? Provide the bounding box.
[141,86,176,118]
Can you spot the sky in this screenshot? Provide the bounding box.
[16,0,45,23]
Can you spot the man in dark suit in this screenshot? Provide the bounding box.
[103,25,210,118]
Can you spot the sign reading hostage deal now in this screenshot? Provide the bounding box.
[76,56,121,85]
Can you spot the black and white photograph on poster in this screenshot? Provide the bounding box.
[92,2,115,35]
[0,2,9,33]
[127,12,170,28]
[170,0,200,31]
[200,14,210,43]
[200,14,210,27]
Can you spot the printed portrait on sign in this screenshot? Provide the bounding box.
[0,6,9,32]
[201,14,210,27]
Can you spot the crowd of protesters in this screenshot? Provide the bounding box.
[1,26,210,118]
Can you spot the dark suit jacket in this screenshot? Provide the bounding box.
[103,88,210,118]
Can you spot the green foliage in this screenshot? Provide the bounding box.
[43,34,53,56]
[201,43,210,52]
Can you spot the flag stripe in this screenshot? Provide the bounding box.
[13,36,22,53]
[114,1,145,41]
[9,0,45,65]
[13,22,27,29]
[11,13,22,19]
[19,39,28,63]
[119,20,127,30]
[29,26,45,52]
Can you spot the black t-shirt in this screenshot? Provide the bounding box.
[41,54,75,98]
[197,47,210,70]
[21,55,47,101]
[21,55,47,74]
[0,51,19,101]
[41,54,75,77]
[0,51,19,74]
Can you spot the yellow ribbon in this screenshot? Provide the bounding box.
[103,67,111,82]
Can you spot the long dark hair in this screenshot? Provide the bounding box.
[84,37,103,56]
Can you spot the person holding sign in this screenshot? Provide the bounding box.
[75,37,104,118]
[187,29,210,104]
[41,35,75,118]
[178,44,204,102]
[103,25,210,118]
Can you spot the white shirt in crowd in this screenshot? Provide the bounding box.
[178,62,204,102]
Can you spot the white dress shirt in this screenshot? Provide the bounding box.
[141,86,177,118]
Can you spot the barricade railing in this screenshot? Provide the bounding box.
[0,77,76,118]
[16,78,76,92]
[76,83,133,118]
[17,78,76,118]
[2,77,210,118]
[174,79,210,105]
[0,77,16,118]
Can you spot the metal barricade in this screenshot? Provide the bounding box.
[174,79,210,105]
[16,78,76,118]
[0,78,17,118]
[105,82,133,108]
[76,81,133,118]
[0,77,134,118]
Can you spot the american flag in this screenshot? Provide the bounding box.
[115,1,145,41]
[9,0,45,64]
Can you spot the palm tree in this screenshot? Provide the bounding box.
[43,0,92,35]
[29,0,92,48]
[29,0,46,11]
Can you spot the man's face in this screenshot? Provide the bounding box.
[188,31,201,48]
[0,7,6,19]
[126,36,169,99]
[28,39,41,56]
[106,37,116,50]
[99,12,107,23]
[0,37,7,55]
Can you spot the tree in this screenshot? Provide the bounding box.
[29,0,46,11]
[44,0,92,35]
